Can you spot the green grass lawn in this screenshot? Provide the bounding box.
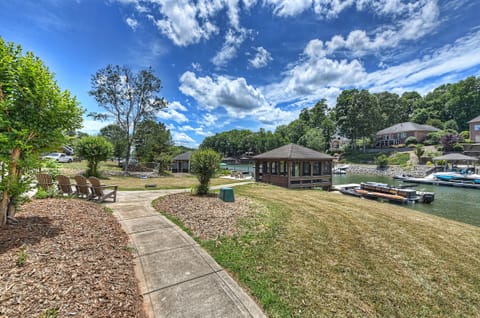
[169,183,480,317]
[56,160,247,190]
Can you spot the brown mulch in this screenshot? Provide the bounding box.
[0,198,145,318]
[154,193,254,240]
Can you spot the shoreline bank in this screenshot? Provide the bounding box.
[342,164,432,177]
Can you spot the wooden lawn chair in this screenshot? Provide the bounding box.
[88,176,118,203]
[36,173,55,191]
[56,174,77,196]
[74,175,93,199]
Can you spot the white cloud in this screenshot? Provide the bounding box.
[179,125,213,136]
[211,28,248,67]
[156,101,189,123]
[201,113,218,126]
[172,131,198,147]
[179,71,269,117]
[125,17,139,30]
[248,46,273,68]
[79,119,113,135]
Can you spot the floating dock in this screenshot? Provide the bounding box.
[397,176,480,189]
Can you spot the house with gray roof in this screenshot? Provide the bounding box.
[468,115,480,143]
[171,151,192,173]
[253,143,334,190]
[375,122,440,147]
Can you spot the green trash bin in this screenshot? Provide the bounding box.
[219,187,235,202]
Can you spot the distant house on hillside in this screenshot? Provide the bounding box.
[468,115,480,143]
[330,134,350,150]
[375,122,440,147]
[172,151,192,173]
[253,143,334,190]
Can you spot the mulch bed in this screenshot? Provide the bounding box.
[0,198,145,318]
[154,193,254,240]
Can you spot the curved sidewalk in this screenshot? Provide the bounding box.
[106,184,266,318]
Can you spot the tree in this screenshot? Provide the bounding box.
[298,128,326,151]
[75,136,113,177]
[134,120,172,162]
[0,37,83,225]
[440,133,464,153]
[89,65,167,171]
[100,124,128,161]
[190,149,222,195]
[414,144,425,162]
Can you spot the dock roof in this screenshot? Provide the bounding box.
[433,153,478,162]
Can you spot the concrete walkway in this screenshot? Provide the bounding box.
[106,184,266,318]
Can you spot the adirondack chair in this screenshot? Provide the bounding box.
[36,173,55,191]
[56,174,77,196]
[74,175,92,199]
[88,176,118,203]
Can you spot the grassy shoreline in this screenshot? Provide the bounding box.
[158,183,480,317]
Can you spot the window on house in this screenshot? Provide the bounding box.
[303,162,311,176]
[313,161,320,176]
[291,162,300,177]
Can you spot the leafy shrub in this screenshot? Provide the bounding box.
[387,152,410,165]
[190,149,222,195]
[452,143,464,152]
[460,130,470,140]
[405,136,418,145]
[75,136,113,177]
[375,154,389,168]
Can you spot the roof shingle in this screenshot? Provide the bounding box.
[253,144,334,160]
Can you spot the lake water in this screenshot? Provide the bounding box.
[333,174,480,227]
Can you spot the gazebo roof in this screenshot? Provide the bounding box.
[433,153,479,162]
[172,151,192,161]
[253,144,334,160]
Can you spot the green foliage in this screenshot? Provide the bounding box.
[39,308,58,318]
[16,246,27,266]
[452,143,464,152]
[387,152,410,165]
[134,119,172,162]
[100,124,128,159]
[375,154,389,168]
[34,186,58,199]
[424,131,442,145]
[190,149,222,195]
[460,130,470,140]
[414,144,425,160]
[89,65,167,171]
[405,136,418,145]
[0,36,83,224]
[75,136,113,177]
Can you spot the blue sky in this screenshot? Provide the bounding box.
[1,0,480,148]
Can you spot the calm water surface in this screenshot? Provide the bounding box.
[333,174,480,227]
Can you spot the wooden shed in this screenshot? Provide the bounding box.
[254,144,334,190]
[172,151,192,173]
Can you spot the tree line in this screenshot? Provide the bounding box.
[200,76,480,157]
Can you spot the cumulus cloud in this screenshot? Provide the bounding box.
[179,71,269,117]
[79,119,113,135]
[211,28,248,67]
[125,17,139,30]
[201,113,218,126]
[172,131,197,147]
[248,46,273,68]
[156,101,189,123]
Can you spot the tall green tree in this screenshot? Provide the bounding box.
[100,124,128,161]
[89,65,167,171]
[0,37,83,225]
[134,119,172,162]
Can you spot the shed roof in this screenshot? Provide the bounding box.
[172,151,192,161]
[376,122,440,135]
[254,143,334,160]
[433,153,479,162]
[468,115,480,123]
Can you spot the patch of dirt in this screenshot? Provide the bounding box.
[154,193,253,240]
[0,198,144,318]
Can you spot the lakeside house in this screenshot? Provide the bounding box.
[468,115,480,143]
[253,143,334,190]
[171,151,191,173]
[375,122,440,147]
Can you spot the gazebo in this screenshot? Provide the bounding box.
[433,153,478,173]
[254,144,334,190]
[171,151,192,173]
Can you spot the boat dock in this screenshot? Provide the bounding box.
[398,176,480,189]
